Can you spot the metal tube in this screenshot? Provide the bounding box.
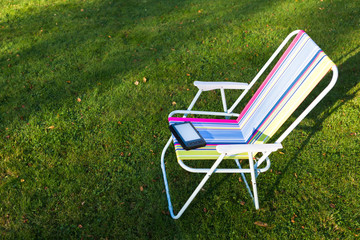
[228,30,301,114]
[183,89,202,118]
[220,88,228,113]
[235,159,254,200]
[276,65,338,143]
[248,152,259,209]
[178,158,271,173]
[169,110,239,118]
[173,153,226,219]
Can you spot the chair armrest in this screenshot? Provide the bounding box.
[169,110,240,118]
[216,143,283,155]
[194,81,249,91]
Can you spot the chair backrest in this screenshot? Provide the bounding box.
[237,31,335,144]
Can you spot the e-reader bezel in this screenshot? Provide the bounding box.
[169,122,206,150]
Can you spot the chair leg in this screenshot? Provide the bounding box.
[161,137,226,219]
[248,152,260,209]
[234,159,254,200]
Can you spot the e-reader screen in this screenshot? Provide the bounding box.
[173,123,201,141]
[169,122,206,150]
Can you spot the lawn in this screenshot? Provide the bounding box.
[0,0,359,238]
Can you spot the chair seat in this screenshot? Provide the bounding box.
[169,117,252,160]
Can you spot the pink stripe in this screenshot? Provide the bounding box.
[174,143,218,146]
[256,51,322,129]
[168,117,238,123]
[247,49,323,143]
[236,30,305,122]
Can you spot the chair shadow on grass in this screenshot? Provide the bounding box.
[1,0,360,237]
[263,50,360,206]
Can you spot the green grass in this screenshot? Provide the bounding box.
[0,0,359,238]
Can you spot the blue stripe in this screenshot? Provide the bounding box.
[247,50,324,143]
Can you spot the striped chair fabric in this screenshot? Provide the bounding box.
[169,31,335,161]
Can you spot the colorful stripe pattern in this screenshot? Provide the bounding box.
[169,117,248,160]
[169,31,335,161]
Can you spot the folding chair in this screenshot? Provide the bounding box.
[161,30,338,219]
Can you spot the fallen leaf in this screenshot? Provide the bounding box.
[77,98,81,102]
[20,179,25,182]
[172,101,176,106]
[330,203,335,208]
[134,81,139,85]
[143,77,147,82]
[161,210,169,215]
[254,221,268,227]
[48,126,55,129]
[140,186,144,191]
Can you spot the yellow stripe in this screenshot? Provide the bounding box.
[239,35,310,129]
[261,56,334,138]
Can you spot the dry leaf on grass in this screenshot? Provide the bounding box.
[254,221,268,227]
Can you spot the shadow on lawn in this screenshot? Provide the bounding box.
[264,50,360,205]
[0,0,287,238]
[0,0,280,126]
[0,0,188,124]
[1,0,360,238]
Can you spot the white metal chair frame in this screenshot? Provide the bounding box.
[161,30,338,219]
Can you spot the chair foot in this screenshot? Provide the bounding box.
[161,138,226,219]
